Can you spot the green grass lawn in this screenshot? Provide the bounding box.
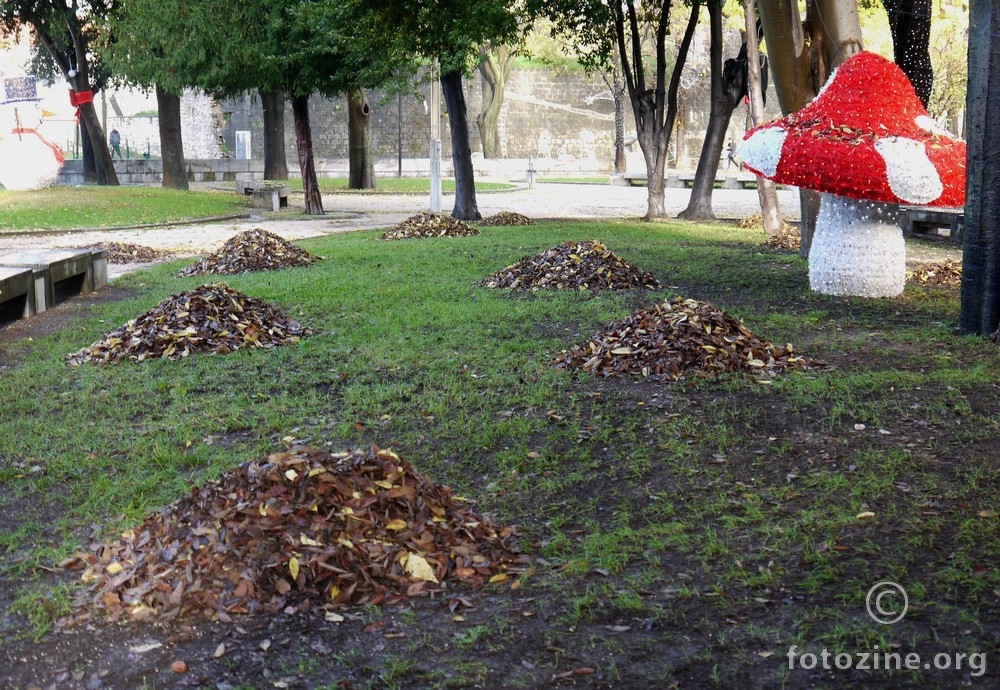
[0,187,249,232]
[1,220,997,688]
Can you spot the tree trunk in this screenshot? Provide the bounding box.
[30,17,118,186]
[260,90,288,181]
[757,0,863,255]
[744,0,783,235]
[678,1,737,221]
[77,101,118,186]
[959,0,1000,338]
[613,75,627,174]
[627,0,701,221]
[80,123,96,184]
[292,95,324,216]
[477,47,514,159]
[156,86,189,191]
[441,69,481,221]
[348,88,376,190]
[882,0,933,108]
[798,189,822,257]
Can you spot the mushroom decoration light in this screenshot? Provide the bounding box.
[737,51,965,298]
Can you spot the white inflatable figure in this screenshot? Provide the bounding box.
[0,76,65,191]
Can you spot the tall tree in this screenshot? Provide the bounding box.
[959,0,1000,339]
[756,0,863,255]
[477,45,516,159]
[743,2,782,236]
[679,1,747,221]
[105,0,238,190]
[366,0,524,221]
[259,90,289,181]
[534,0,702,220]
[155,86,187,190]
[348,88,376,189]
[2,0,119,185]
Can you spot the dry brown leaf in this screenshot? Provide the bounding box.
[555,296,819,381]
[380,212,480,240]
[481,240,660,292]
[61,446,527,627]
[181,229,319,276]
[67,284,311,365]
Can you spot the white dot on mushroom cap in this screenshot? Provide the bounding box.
[914,115,957,139]
[873,136,944,204]
[737,127,787,178]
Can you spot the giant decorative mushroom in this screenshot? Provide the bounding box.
[737,51,965,298]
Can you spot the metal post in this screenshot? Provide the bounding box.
[429,74,442,212]
[397,91,403,178]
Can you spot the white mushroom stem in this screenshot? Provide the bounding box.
[808,193,905,298]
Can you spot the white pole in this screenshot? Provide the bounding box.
[429,72,442,212]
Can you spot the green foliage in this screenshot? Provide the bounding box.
[363,0,525,74]
[104,0,414,98]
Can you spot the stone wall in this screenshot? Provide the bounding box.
[214,60,781,176]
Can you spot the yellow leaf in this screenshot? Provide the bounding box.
[300,535,322,547]
[403,553,439,583]
[856,511,876,520]
[374,480,394,489]
[329,585,341,600]
[285,469,299,481]
[106,562,123,575]
[488,573,508,584]
[289,556,300,580]
[385,519,408,531]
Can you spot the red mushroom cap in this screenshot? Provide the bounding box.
[739,51,965,207]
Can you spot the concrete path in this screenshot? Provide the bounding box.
[0,183,801,279]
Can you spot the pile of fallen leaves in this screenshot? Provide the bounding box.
[60,445,527,625]
[764,226,801,250]
[479,211,535,227]
[481,240,661,291]
[380,212,480,240]
[180,229,319,275]
[83,242,171,264]
[68,283,311,365]
[555,297,815,380]
[736,213,765,230]
[908,258,962,286]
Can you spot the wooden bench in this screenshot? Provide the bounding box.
[900,206,964,243]
[242,181,290,212]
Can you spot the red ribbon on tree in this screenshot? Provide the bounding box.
[68,90,94,122]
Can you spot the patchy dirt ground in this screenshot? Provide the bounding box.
[4,246,998,690]
[2,203,991,690]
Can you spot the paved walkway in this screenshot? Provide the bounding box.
[0,183,798,278]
